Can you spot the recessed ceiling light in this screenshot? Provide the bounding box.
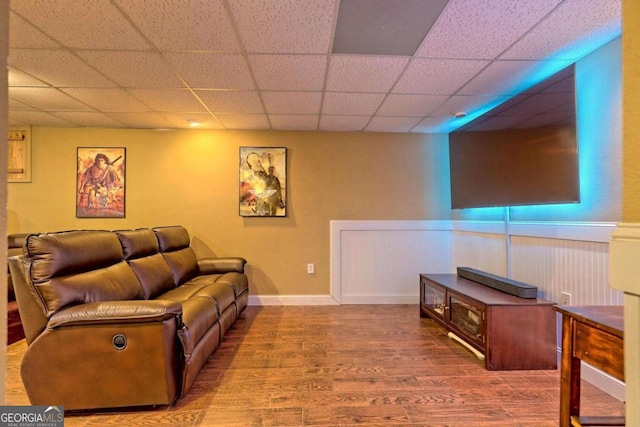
[453,112,467,119]
[188,120,200,127]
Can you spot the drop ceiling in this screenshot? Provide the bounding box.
[7,0,622,133]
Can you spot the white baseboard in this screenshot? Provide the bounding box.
[248,294,339,306]
[556,348,625,402]
[582,360,626,402]
[337,294,418,304]
[248,294,418,305]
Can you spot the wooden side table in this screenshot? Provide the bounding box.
[554,305,625,427]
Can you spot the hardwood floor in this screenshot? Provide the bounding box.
[5,304,625,426]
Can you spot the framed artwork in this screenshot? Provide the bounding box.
[239,147,287,217]
[76,147,126,218]
[8,127,32,183]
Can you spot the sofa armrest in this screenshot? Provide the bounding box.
[48,300,183,328]
[198,257,247,274]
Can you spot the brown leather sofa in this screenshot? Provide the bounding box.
[7,233,28,344]
[8,225,248,411]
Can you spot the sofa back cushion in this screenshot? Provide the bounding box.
[152,226,198,285]
[25,230,143,316]
[115,229,175,299]
[116,228,159,260]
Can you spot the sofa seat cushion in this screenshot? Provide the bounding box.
[212,272,249,298]
[183,277,236,314]
[175,297,219,360]
[156,281,233,314]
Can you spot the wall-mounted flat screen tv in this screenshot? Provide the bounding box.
[449,65,579,209]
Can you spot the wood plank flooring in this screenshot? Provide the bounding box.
[5,304,625,426]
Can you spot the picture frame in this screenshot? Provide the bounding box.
[8,127,32,183]
[239,147,287,217]
[76,147,126,218]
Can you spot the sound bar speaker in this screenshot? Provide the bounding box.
[457,267,538,299]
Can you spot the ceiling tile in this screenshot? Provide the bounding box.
[326,55,409,92]
[9,87,95,111]
[104,112,175,129]
[366,116,423,133]
[416,0,562,59]
[501,0,621,60]
[269,115,319,131]
[9,110,78,127]
[248,54,327,91]
[428,95,511,118]
[511,111,574,129]
[227,0,337,54]
[8,67,50,87]
[411,117,451,133]
[319,115,370,132]
[261,92,322,115]
[10,0,151,50]
[9,111,78,127]
[196,90,265,114]
[60,88,151,112]
[9,11,60,48]
[9,49,116,88]
[8,99,38,111]
[456,60,573,96]
[127,89,207,113]
[162,52,255,90]
[216,114,271,130]
[322,92,386,115]
[77,51,185,88]
[377,94,449,116]
[52,112,127,128]
[114,0,240,52]
[393,58,490,95]
[162,113,224,130]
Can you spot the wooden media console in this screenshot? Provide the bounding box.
[420,272,557,370]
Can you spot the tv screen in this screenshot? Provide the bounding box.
[449,65,579,209]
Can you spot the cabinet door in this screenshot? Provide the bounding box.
[448,293,486,349]
[420,278,446,320]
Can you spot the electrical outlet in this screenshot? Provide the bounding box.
[307,263,315,274]
[561,292,571,305]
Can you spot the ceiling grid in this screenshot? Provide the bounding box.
[6,0,622,133]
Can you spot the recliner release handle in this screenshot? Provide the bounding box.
[112,334,127,350]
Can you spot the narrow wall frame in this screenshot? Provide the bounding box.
[8,127,31,183]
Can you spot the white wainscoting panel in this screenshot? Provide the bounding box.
[451,230,508,277]
[511,235,622,305]
[331,221,452,304]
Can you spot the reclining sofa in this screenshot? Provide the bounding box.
[7,233,28,344]
[8,225,248,411]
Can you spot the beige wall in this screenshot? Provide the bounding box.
[621,0,640,423]
[7,128,450,296]
[624,0,640,222]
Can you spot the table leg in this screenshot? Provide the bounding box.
[560,315,582,427]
